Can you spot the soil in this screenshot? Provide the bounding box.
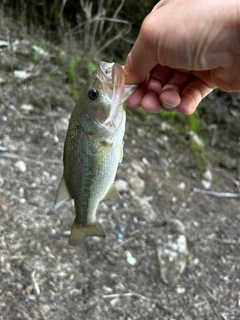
[0,14,239,320]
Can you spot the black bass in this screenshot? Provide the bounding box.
[54,62,136,246]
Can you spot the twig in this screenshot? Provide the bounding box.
[113,237,135,250]
[102,292,150,301]
[193,188,240,198]
[31,271,40,295]
[206,237,240,245]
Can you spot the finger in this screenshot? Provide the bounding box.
[139,67,171,112]
[126,66,173,110]
[177,79,213,115]
[125,78,149,108]
[160,71,193,110]
[141,91,162,113]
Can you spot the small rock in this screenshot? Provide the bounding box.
[178,182,186,190]
[56,117,69,132]
[188,130,204,147]
[159,157,169,171]
[0,40,9,48]
[110,297,119,307]
[20,104,34,114]
[12,39,32,55]
[176,287,186,294]
[32,45,49,57]
[159,122,170,132]
[18,187,25,198]
[0,77,7,84]
[156,219,188,286]
[15,160,26,173]
[142,157,150,166]
[201,179,211,189]
[103,286,113,294]
[131,159,145,174]
[131,192,157,222]
[115,179,129,193]
[129,175,145,196]
[126,251,137,266]
[0,176,4,187]
[202,169,212,182]
[13,70,32,80]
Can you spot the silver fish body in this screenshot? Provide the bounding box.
[54,62,136,246]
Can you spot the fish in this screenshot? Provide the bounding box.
[54,61,137,246]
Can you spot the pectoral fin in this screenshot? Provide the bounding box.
[119,142,124,163]
[103,184,120,200]
[53,175,72,210]
[92,142,112,168]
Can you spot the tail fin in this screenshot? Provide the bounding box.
[69,220,106,246]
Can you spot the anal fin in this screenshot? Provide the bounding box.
[103,184,120,200]
[53,175,72,211]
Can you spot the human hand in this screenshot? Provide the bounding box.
[124,0,240,114]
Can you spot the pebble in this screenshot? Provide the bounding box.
[156,219,188,286]
[126,251,137,266]
[0,176,4,187]
[12,39,32,55]
[13,70,32,80]
[159,157,169,171]
[178,182,186,190]
[131,159,145,174]
[14,160,27,173]
[131,192,157,222]
[176,287,186,294]
[0,40,9,47]
[188,130,204,147]
[129,175,145,196]
[20,104,34,114]
[56,117,69,132]
[202,169,212,182]
[0,77,7,84]
[201,179,211,189]
[110,297,119,307]
[32,44,49,57]
[114,179,129,193]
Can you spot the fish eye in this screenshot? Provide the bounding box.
[88,88,99,100]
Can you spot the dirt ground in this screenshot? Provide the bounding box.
[0,15,239,320]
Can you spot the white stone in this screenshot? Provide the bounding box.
[15,160,26,173]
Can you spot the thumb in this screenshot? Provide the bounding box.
[124,18,159,84]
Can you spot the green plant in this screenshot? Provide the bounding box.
[160,109,177,120]
[184,112,208,168]
[67,54,82,83]
[184,112,201,134]
[24,251,33,260]
[88,60,97,74]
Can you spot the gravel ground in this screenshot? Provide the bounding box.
[0,14,239,320]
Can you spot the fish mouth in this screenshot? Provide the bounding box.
[97,62,115,84]
[97,61,137,127]
[99,62,125,127]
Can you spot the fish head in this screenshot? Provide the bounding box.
[82,62,137,128]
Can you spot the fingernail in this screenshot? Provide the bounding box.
[161,100,177,110]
